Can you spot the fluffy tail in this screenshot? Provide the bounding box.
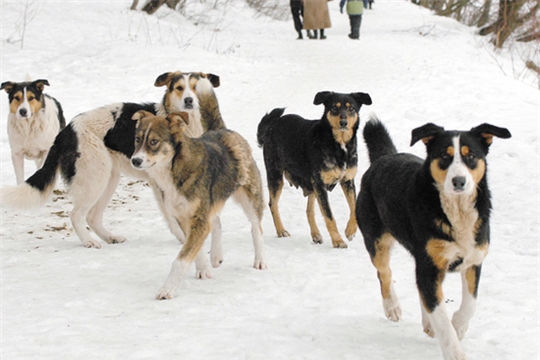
[196,78,226,131]
[1,139,62,209]
[363,114,398,163]
[257,108,285,147]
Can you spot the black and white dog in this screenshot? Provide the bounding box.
[1,72,223,249]
[1,79,65,184]
[356,117,511,360]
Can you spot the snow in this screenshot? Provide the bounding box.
[1,0,538,359]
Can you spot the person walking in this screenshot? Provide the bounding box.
[340,0,363,40]
[303,0,332,40]
[290,0,311,39]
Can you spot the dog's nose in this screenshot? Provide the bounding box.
[339,119,348,128]
[131,157,143,168]
[19,108,28,117]
[184,97,193,108]
[452,176,466,191]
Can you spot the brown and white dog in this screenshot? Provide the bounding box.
[131,110,267,300]
[1,79,66,184]
[1,72,224,249]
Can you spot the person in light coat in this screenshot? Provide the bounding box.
[303,0,332,39]
[340,0,363,39]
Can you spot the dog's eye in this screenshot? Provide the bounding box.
[150,139,159,146]
[28,96,35,101]
[440,152,451,161]
[465,153,476,162]
[348,107,356,114]
[135,137,141,144]
[14,95,21,102]
[176,86,184,91]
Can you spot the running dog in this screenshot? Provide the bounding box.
[257,91,372,248]
[1,79,66,184]
[130,110,267,300]
[356,118,511,360]
[1,72,223,249]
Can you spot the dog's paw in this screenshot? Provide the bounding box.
[332,239,348,249]
[423,321,435,338]
[311,233,323,244]
[81,239,102,249]
[211,255,223,268]
[196,268,212,279]
[277,229,290,237]
[106,235,127,245]
[155,287,175,300]
[451,313,469,340]
[383,298,402,322]
[345,223,357,241]
[254,259,268,270]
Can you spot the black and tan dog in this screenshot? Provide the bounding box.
[1,79,65,184]
[257,91,372,248]
[356,117,511,360]
[1,72,222,249]
[130,110,267,300]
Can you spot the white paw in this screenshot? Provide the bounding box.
[452,314,469,340]
[211,252,223,268]
[383,298,402,322]
[82,239,102,249]
[196,267,212,279]
[155,287,174,300]
[254,259,268,270]
[106,235,127,244]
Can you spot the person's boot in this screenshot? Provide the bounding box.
[320,29,326,40]
[297,30,303,40]
[310,30,318,39]
[307,30,315,39]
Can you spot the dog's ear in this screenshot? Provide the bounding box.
[469,123,511,150]
[132,110,154,122]
[203,73,220,88]
[167,112,189,143]
[351,92,372,106]
[313,91,333,106]
[154,72,180,87]
[0,81,14,93]
[32,79,50,92]
[410,123,445,146]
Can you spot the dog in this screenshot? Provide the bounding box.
[356,118,511,359]
[1,72,224,249]
[257,91,372,248]
[130,110,267,300]
[1,79,66,184]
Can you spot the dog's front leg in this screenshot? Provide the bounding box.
[339,178,357,241]
[452,264,481,340]
[417,256,465,360]
[156,215,211,300]
[314,184,347,248]
[11,151,25,184]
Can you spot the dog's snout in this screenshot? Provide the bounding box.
[19,108,28,117]
[452,176,466,191]
[339,119,348,128]
[131,157,143,168]
[184,97,193,108]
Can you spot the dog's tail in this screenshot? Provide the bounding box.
[196,78,226,131]
[257,108,285,147]
[363,114,398,164]
[1,128,69,209]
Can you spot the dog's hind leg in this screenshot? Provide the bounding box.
[234,186,267,270]
[86,168,126,244]
[306,193,323,244]
[370,233,401,321]
[268,176,290,238]
[340,178,357,241]
[210,216,223,268]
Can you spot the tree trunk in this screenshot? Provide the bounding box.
[142,0,167,14]
[130,0,139,10]
[476,0,492,28]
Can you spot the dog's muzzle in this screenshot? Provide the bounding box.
[131,157,143,169]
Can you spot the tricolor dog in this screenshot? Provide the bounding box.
[257,91,372,248]
[356,117,511,360]
[131,110,267,300]
[1,72,223,249]
[1,79,65,184]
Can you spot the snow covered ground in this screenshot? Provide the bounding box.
[1,0,538,359]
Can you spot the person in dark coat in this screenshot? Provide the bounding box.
[290,0,308,39]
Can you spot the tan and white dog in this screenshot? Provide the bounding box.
[1,79,66,184]
[131,110,267,300]
[1,72,224,249]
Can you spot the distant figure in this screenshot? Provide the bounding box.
[303,0,332,40]
[368,0,373,9]
[290,0,313,39]
[340,0,363,40]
